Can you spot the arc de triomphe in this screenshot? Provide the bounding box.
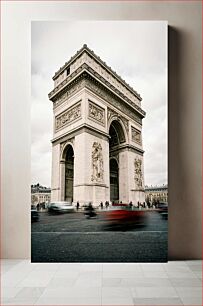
[48,45,146,206]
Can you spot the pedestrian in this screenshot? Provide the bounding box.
[105,201,108,209]
[129,201,133,209]
[76,201,80,211]
[37,203,40,211]
[100,201,103,209]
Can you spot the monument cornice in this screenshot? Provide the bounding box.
[110,143,144,156]
[52,44,142,101]
[51,123,110,145]
[49,64,145,118]
[74,183,108,187]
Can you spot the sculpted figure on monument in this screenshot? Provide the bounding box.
[91,142,104,182]
[134,158,143,188]
[88,101,105,126]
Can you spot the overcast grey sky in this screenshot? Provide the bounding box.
[31,21,167,187]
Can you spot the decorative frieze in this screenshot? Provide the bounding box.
[55,102,81,131]
[86,78,142,125]
[67,79,85,100]
[55,92,68,107]
[91,142,104,183]
[84,53,141,106]
[49,63,146,119]
[52,72,144,130]
[131,126,142,145]
[85,65,145,115]
[134,158,143,189]
[53,78,86,109]
[52,45,142,106]
[88,100,105,126]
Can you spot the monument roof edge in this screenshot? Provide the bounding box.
[52,44,142,101]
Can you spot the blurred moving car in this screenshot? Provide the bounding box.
[156,202,168,212]
[103,204,146,229]
[112,203,129,207]
[156,202,168,219]
[31,208,39,222]
[47,202,75,213]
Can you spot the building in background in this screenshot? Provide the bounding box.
[145,184,168,203]
[31,184,51,207]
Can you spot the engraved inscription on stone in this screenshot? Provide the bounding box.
[134,158,143,189]
[91,142,104,183]
[132,126,142,145]
[55,102,81,131]
[88,100,105,126]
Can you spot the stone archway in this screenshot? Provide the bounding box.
[109,119,126,146]
[109,120,126,203]
[49,45,145,205]
[64,145,74,202]
[110,158,119,202]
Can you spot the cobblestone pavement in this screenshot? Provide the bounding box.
[31,210,167,262]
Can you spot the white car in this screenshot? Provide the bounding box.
[47,202,75,213]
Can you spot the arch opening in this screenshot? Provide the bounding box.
[65,145,74,202]
[110,158,119,202]
[109,120,126,203]
[109,120,126,149]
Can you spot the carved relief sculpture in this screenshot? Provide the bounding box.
[91,142,104,182]
[88,101,105,126]
[134,158,143,189]
[132,126,142,145]
[55,102,81,131]
[86,78,143,124]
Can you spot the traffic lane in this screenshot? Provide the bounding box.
[31,210,167,232]
[31,231,167,263]
[102,210,167,231]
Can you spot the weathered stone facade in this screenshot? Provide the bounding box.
[49,45,146,205]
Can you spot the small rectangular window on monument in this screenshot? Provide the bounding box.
[66,67,70,76]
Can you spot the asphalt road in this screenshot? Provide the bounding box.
[32,209,167,232]
[31,210,168,263]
